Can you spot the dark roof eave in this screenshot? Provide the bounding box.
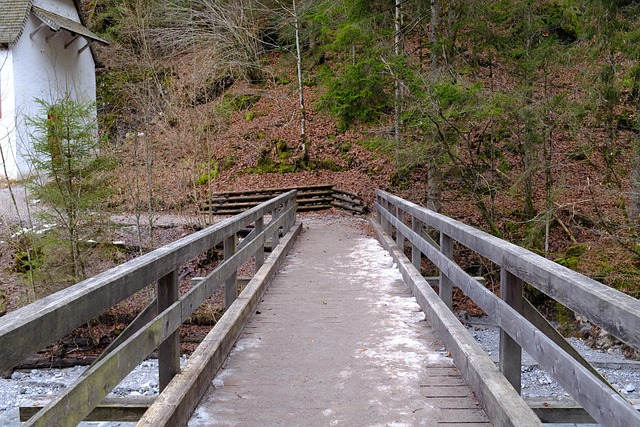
[31,6,109,45]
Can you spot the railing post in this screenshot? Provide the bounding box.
[286,198,292,231]
[376,193,382,224]
[224,234,238,309]
[439,233,453,310]
[285,196,295,231]
[157,269,179,391]
[383,199,392,235]
[411,217,422,270]
[395,205,405,249]
[271,206,281,248]
[255,217,265,272]
[499,268,523,394]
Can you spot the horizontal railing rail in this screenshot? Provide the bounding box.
[0,190,298,427]
[374,189,640,427]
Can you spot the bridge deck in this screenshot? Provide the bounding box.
[188,217,491,426]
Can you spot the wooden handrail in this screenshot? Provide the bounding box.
[374,189,640,427]
[0,190,298,426]
[375,190,640,350]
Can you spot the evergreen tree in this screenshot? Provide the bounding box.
[27,95,114,281]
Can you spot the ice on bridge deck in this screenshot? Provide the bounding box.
[188,216,491,426]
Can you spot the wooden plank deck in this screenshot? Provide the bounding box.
[188,217,491,426]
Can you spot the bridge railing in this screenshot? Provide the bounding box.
[375,189,640,427]
[0,190,298,427]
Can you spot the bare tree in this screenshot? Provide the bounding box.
[270,0,309,164]
[151,0,263,79]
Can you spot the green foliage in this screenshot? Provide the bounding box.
[554,244,587,270]
[318,59,391,131]
[244,111,260,121]
[91,2,122,40]
[566,144,593,161]
[338,142,352,153]
[274,75,292,85]
[195,154,237,185]
[357,137,395,154]
[390,169,414,190]
[195,161,219,186]
[539,0,580,43]
[247,158,298,175]
[222,94,262,111]
[248,140,298,174]
[274,139,293,159]
[310,158,345,172]
[330,22,375,53]
[13,235,44,275]
[221,154,237,170]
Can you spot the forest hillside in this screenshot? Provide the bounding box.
[89,0,640,295]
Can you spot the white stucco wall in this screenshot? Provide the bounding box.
[0,47,19,179]
[2,0,97,179]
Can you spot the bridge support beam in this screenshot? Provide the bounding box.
[499,269,523,394]
[158,269,180,392]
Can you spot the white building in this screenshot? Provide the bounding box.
[0,0,107,179]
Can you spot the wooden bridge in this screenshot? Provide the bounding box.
[1,190,640,426]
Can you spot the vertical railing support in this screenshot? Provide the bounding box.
[439,233,453,310]
[157,269,179,391]
[285,197,295,232]
[499,268,523,394]
[224,234,238,309]
[255,217,265,272]
[411,217,422,270]
[396,205,405,249]
[271,206,282,248]
[383,199,392,235]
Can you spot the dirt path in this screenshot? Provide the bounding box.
[0,185,35,229]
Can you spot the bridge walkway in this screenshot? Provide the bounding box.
[188,217,491,426]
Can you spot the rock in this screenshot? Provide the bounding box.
[625,384,636,393]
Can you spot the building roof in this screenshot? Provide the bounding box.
[0,0,33,44]
[32,6,108,44]
[0,0,108,45]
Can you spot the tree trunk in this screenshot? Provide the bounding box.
[430,0,441,68]
[293,0,309,166]
[394,0,402,171]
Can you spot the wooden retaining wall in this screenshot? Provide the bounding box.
[202,184,368,215]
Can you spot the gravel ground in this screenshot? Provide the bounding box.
[465,316,640,401]
[0,358,188,427]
